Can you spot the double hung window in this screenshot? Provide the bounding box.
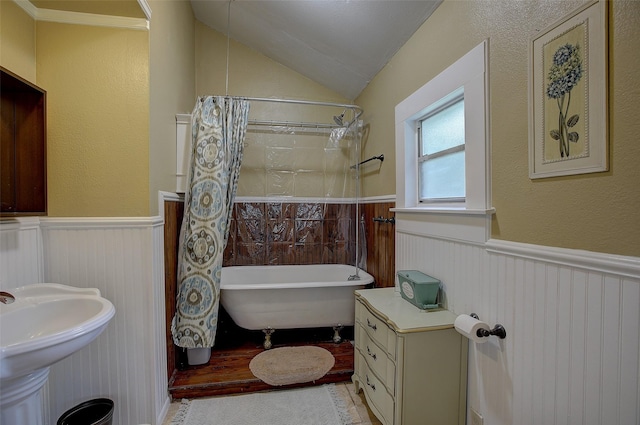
[417,91,465,203]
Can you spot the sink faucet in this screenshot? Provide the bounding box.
[0,291,15,304]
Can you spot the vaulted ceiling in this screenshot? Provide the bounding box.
[190,1,442,99]
[27,0,442,99]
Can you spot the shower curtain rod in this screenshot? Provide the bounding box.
[247,97,362,130]
[203,95,364,127]
[244,96,362,117]
[248,119,345,130]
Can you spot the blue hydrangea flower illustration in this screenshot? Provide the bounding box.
[546,43,583,157]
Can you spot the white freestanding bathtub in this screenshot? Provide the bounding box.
[220,264,373,347]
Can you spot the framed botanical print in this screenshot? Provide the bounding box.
[528,0,608,179]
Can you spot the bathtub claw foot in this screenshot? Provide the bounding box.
[262,327,275,350]
[333,325,344,344]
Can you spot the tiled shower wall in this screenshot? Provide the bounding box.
[223,201,356,266]
[238,131,357,199]
[164,199,395,284]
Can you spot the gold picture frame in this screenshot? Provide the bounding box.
[528,0,608,179]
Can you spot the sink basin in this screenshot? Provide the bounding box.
[0,283,115,425]
[0,283,115,380]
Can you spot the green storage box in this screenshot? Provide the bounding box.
[396,270,440,310]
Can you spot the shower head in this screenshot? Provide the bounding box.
[333,110,345,126]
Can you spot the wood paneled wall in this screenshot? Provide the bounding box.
[361,202,396,287]
[164,200,183,381]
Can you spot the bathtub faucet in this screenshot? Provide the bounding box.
[373,216,395,224]
[0,291,15,304]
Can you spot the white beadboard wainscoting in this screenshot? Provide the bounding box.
[3,213,639,425]
[0,217,169,425]
[0,218,44,288]
[396,230,640,425]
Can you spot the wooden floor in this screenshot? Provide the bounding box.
[169,328,355,400]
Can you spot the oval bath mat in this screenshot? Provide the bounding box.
[249,346,335,386]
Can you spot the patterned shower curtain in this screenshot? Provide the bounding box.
[172,96,250,349]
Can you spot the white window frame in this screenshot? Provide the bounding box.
[393,40,494,244]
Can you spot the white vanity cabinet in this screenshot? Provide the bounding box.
[353,288,467,425]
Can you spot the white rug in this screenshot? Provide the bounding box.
[249,346,335,386]
[170,384,355,425]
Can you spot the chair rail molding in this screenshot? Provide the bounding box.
[486,239,640,280]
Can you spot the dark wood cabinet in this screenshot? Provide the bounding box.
[1,66,47,216]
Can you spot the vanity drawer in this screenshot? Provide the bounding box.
[357,300,396,358]
[358,324,395,391]
[357,352,394,425]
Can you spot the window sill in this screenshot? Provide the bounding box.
[391,206,495,245]
[391,206,495,216]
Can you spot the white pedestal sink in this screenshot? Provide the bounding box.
[0,284,115,425]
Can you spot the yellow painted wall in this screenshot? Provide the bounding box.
[6,1,638,255]
[195,21,350,104]
[357,0,640,257]
[36,22,149,216]
[195,21,354,198]
[2,1,195,217]
[0,1,36,82]
[148,0,195,214]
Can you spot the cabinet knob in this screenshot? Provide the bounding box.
[367,318,377,331]
[366,346,377,360]
[366,375,376,391]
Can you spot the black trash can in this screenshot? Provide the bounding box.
[57,398,114,425]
